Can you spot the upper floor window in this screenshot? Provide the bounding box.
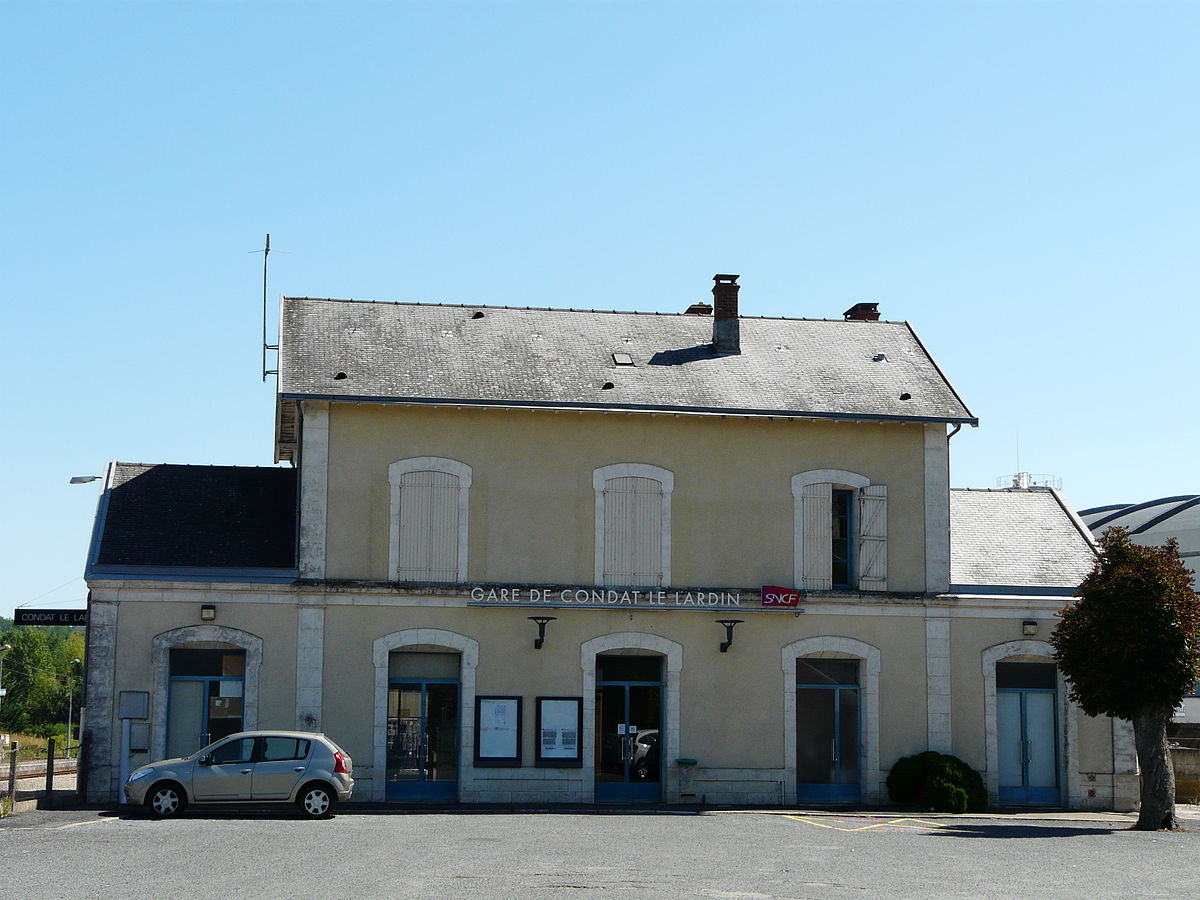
[593,463,673,586]
[792,469,887,592]
[388,457,472,583]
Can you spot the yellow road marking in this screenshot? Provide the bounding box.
[54,818,115,830]
[785,815,943,832]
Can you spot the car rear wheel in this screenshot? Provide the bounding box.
[298,783,334,818]
[147,782,187,818]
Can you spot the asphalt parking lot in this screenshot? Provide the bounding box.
[3,805,1198,899]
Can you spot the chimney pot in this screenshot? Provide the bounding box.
[843,302,881,322]
[712,274,740,354]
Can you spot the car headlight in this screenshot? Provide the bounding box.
[126,768,153,783]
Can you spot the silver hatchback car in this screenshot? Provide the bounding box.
[124,730,354,818]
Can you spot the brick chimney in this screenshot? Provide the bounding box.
[843,302,880,321]
[712,274,740,354]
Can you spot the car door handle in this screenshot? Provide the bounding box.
[293,766,304,772]
[240,768,252,774]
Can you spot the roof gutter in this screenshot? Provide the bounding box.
[279,392,980,427]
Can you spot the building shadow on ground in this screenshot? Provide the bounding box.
[925,822,1121,839]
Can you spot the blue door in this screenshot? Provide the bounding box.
[595,655,663,802]
[386,679,459,801]
[796,658,861,805]
[166,649,246,759]
[997,662,1059,806]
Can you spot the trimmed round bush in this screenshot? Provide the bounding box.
[886,751,986,813]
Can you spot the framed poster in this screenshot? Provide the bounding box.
[475,696,522,766]
[535,696,583,767]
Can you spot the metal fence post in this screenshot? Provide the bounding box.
[6,742,17,802]
[45,737,56,809]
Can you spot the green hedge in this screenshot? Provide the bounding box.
[886,751,987,813]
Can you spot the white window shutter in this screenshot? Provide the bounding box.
[857,484,887,591]
[801,482,833,591]
[397,470,460,581]
[603,476,663,586]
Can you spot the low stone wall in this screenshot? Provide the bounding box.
[1173,747,1200,802]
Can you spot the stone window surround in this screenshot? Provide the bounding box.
[782,636,882,803]
[387,457,473,583]
[593,463,674,586]
[151,625,263,763]
[790,469,872,590]
[371,628,480,802]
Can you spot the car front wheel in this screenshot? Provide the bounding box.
[147,782,187,818]
[298,783,335,818]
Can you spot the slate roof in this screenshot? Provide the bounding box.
[950,488,1096,594]
[88,463,297,575]
[278,297,976,424]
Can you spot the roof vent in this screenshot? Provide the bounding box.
[601,381,615,390]
[471,310,485,319]
[684,301,713,315]
[844,302,880,321]
[333,372,348,380]
[712,274,740,355]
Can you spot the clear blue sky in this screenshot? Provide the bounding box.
[2,1,1196,619]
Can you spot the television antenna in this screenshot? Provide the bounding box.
[249,233,288,381]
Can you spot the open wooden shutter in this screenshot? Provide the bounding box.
[801,482,833,591]
[857,484,887,591]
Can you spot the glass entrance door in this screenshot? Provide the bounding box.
[796,658,860,804]
[387,652,460,801]
[595,656,662,802]
[166,649,246,759]
[997,662,1060,806]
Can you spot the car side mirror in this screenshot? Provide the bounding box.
[198,755,212,766]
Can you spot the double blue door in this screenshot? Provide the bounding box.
[997,663,1059,805]
[595,655,663,802]
[796,659,861,804]
[386,679,459,801]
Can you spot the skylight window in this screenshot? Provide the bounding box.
[613,353,635,366]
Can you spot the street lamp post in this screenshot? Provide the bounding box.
[0,643,11,715]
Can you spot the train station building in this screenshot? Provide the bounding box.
[79,276,1136,809]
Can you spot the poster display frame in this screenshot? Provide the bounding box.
[535,696,583,768]
[474,695,522,766]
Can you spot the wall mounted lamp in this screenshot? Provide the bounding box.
[528,616,557,649]
[200,604,217,622]
[1022,619,1038,637]
[716,619,744,653]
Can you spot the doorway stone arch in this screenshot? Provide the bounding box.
[782,636,882,802]
[151,625,263,763]
[581,632,683,802]
[372,628,480,801]
[981,639,1078,807]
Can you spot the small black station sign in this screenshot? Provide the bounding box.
[14,608,87,626]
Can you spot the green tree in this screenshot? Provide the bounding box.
[1051,528,1200,830]
[0,626,86,737]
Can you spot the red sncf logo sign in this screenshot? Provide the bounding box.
[761,585,802,607]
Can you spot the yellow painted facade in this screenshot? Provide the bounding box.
[324,403,930,590]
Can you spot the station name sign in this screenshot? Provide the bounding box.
[14,608,88,626]
[470,587,744,608]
